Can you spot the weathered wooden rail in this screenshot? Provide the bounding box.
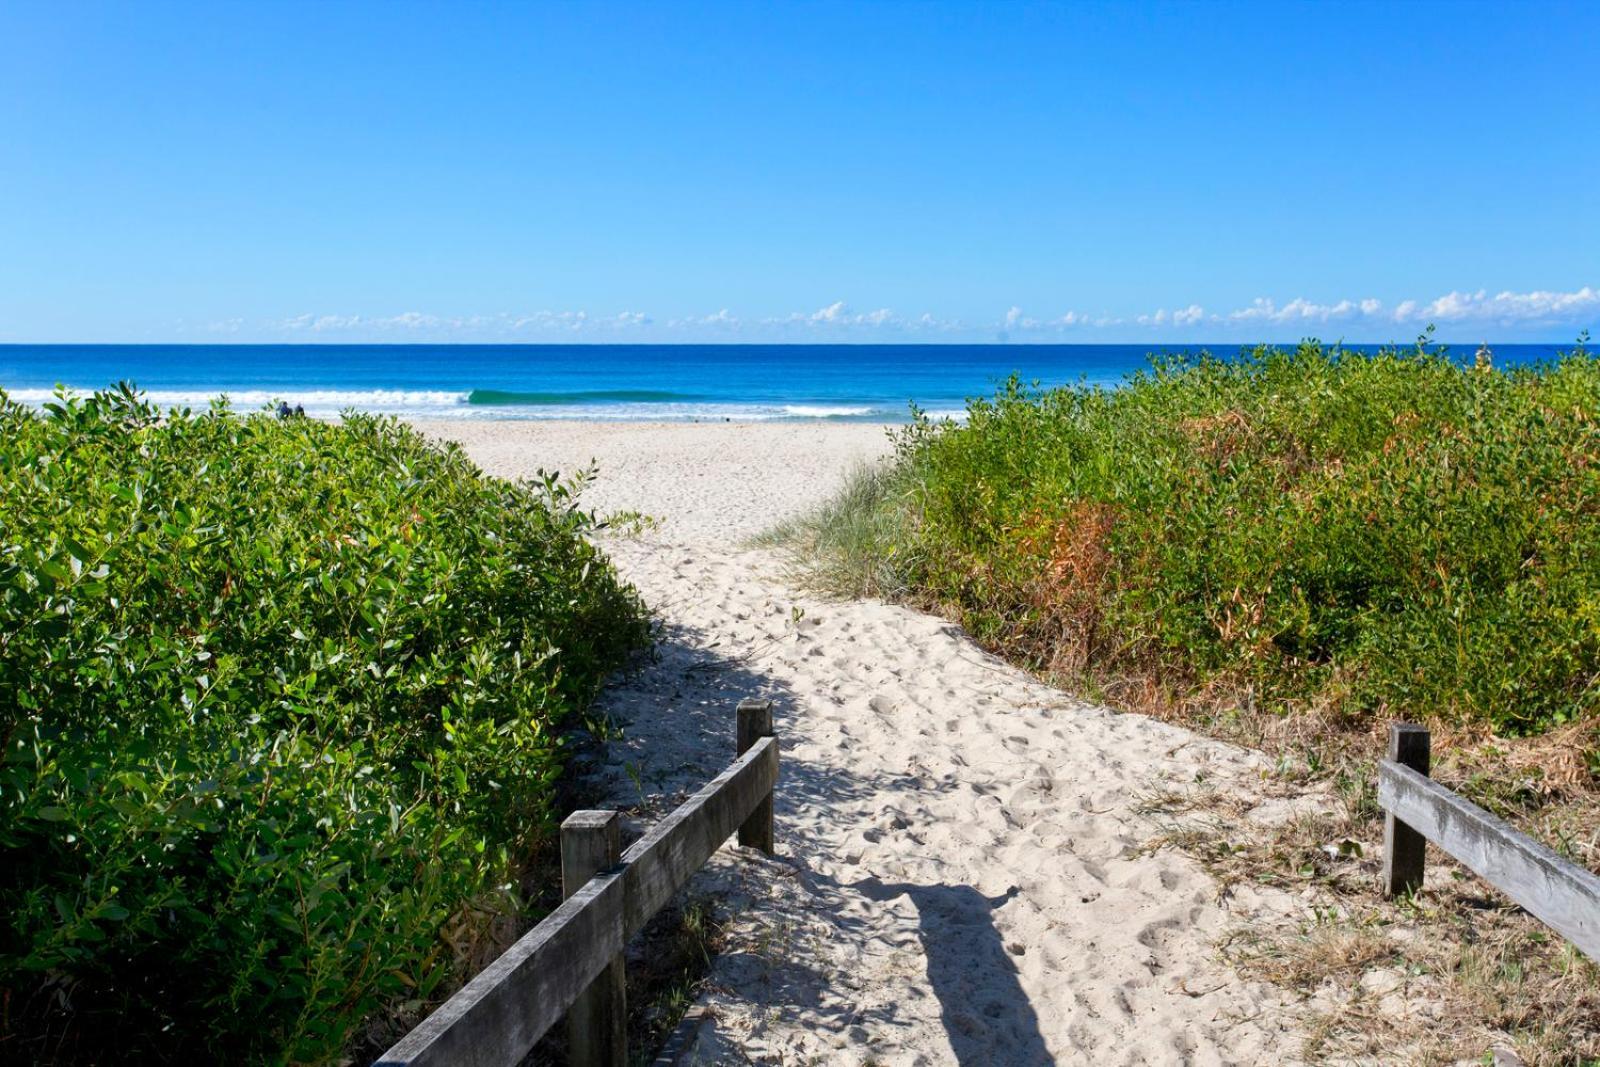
[1378,722,1600,961]
[374,699,779,1067]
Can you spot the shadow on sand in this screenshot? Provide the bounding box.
[595,613,1053,1065]
[852,877,1050,1066]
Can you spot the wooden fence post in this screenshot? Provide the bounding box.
[562,810,626,1067]
[1382,723,1431,897]
[376,723,780,1067]
[736,699,776,854]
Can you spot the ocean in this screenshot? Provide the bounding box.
[0,343,1580,422]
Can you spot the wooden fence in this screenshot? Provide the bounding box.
[374,698,779,1067]
[1378,722,1600,961]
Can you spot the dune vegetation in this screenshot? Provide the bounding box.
[773,338,1600,757]
[767,338,1600,1059]
[0,386,649,1063]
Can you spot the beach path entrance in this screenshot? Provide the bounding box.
[428,420,1311,1065]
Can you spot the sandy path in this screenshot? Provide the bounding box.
[421,421,1310,1066]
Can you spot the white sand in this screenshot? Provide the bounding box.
[420,420,1313,1066]
[414,420,897,545]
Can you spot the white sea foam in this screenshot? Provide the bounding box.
[456,403,885,422]
[4,386,908,422]
[4,386,470,416]
[781,404,878,418]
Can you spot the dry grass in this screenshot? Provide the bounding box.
[1130,693,1600,1065]
[1223,898,1600,1065]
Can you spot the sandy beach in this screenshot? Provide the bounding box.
[413,420,898,545]
[418,419,1315,1065]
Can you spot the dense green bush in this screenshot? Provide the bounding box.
[785,340,1600,741]
[0,385,649,1062]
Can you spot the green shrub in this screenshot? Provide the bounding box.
[783,340,1600,741]
[0,385,649,1062]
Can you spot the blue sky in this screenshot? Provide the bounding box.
[2,0,1595,344]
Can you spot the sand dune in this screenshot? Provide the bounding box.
[420,420,1313,1066]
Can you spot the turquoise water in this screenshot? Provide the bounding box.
[0,343,1578,422]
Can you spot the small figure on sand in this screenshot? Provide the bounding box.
[277,401,292,419]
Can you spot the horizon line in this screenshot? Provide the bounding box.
[0,338,1589,349]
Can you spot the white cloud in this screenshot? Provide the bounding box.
[806,301,896,326]
[311,314,365,331]
[1226,297,1378,324]
[909,312,964,332]
[382,312,439,329]
[511,311,585,330]
[1003,306,1042,329]
[280,311,444,332]
[667,308,738,329]
[810,300,848,324]
[274,309,655,337]
[1394,287,1600,324]
[1004,309,1124,330]
[256,285,1595,343]
[520,310,650,331]
[758,302,906,329]
[1217,287,1598,329]
[983,286,1594,337]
